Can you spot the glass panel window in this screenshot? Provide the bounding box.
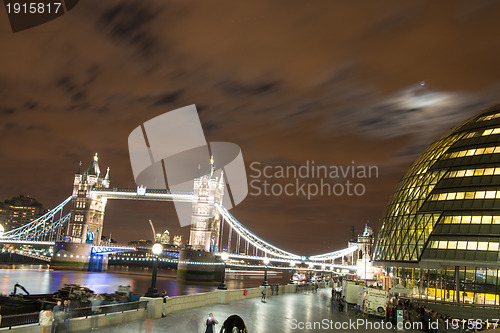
[482,216,492,224]
[452,216,462,224]
[457,241,467,250]
[447,193,456,200]
[467,242,477,250]
[438,241,448,249]
[472,216,482,224]
[448,241,457,250]
[475,191,486,199]
[465,192,475,199]
[456,192,465,200]
[462,216,472,224]
[478,242,488,251]
[488,243,499,251]
[486,191,496,199]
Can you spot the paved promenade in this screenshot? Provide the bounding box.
[96,288,419,332]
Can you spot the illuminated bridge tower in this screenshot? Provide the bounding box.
[51,154,111,271]
[179,157,225,281]
[189,156,224,252]
[67,153,110,245]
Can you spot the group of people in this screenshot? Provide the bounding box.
[39,294,104,332]
[331,289,346,312]
[388,298,465,333]
[38,299,72,333]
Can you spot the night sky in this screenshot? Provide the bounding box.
[1,1,500,255]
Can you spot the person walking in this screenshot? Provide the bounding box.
[52,300,63,333]
[261,286,268,303]
[205,313,218,333]
[39,306,54,333]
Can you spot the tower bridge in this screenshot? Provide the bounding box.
[0,154,359,277]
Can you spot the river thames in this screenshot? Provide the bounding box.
[0,265,290,296]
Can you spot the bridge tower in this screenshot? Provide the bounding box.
[66,153,110,245]
[189,156,224,252]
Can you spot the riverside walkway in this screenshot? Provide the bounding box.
[96,288,416,333]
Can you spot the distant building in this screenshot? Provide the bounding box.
[172,235,182,247]
[0,195,45,231]
[156,229,170,245]
[374,104,500,305]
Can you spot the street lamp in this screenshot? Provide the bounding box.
[145,243,163,297]
[261,257,270,286]
[289,261,296,284]
[218,252,229,290]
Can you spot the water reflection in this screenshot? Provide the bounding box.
[0,265,290,296]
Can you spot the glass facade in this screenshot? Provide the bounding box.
[375,104,500,268]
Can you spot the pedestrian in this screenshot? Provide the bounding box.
[63,299,71,333]
[205,313,218,333]
[275,284,279,295]
[90,294,103,330]
[161,290,168,317]
[52,300,63,333]
[39,306,54,333]
[261,286,268,303]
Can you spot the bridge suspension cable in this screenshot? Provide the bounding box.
[1,196,72,241]
[215,203,301,260]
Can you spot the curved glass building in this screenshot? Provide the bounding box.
[374,104,500,304]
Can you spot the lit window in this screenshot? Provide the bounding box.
[446,193,456,200]
[448,241,457,250]
[474,169,484,176]
[456,192,465,200]
[467,149,476,156]
[482,216,492,224]
[485,147,495,154]
[488,243,499,251]
[477,242,488,251]
[493,128,500,134]
[483,129,493,135]
[465,170,475,177]
[465,192,475,199]
[458,151,467,157]
[484,168,495,175]
[452,216,462,224]
[476,148,485,155]
[457,241,467,250]
[472,216,482,224]
[462,216,471,224]
[438,193,448,200]
[467,242,477,250]
[438,241,448,249]
[486,191,496,199]
[475,191,486,199]
[493,217,500,224]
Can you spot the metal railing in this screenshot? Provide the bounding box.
[0,300,148,329]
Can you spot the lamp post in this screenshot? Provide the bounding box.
[261,257,270,286]
[218,252,229,290]
[145,243,163,297]
[289,261,296,284]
